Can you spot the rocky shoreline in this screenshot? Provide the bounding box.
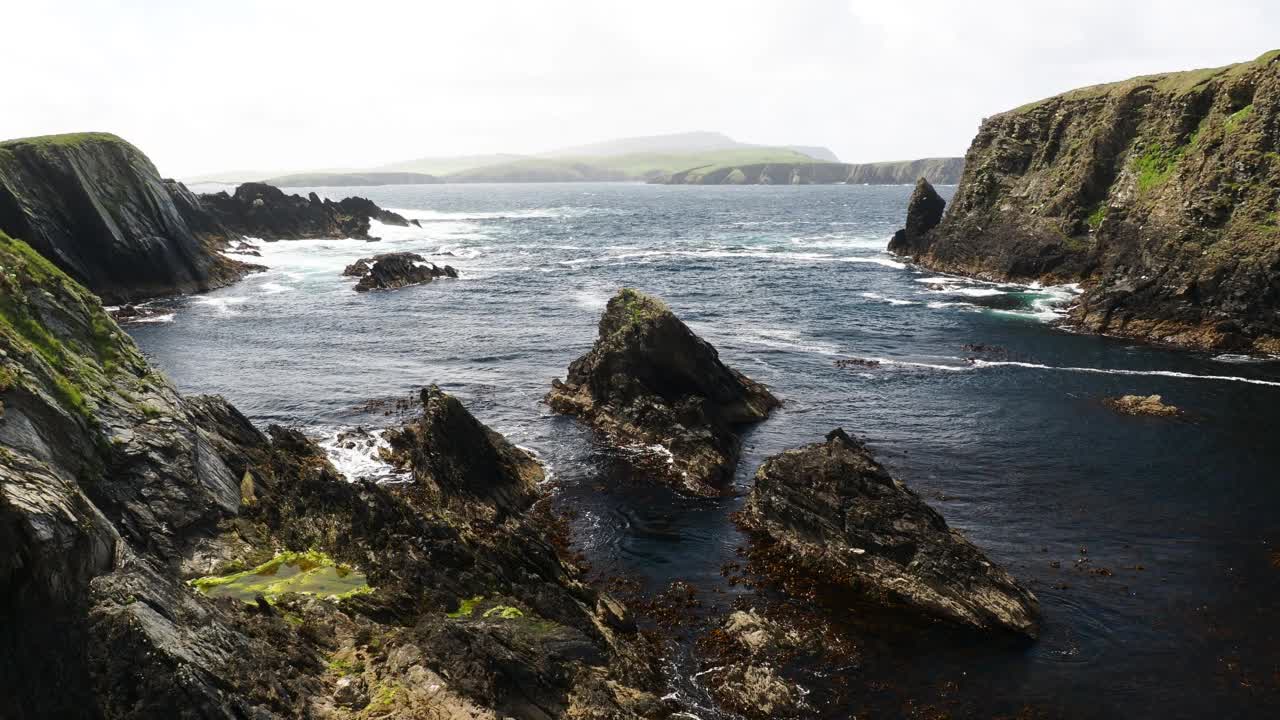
[889,50,1280,354]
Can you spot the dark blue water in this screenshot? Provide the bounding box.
[133,183,1280,718]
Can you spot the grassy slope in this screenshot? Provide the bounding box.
[445,147,824,182]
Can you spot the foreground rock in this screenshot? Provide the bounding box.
[343,251,457,292]
[1105,394,1182,417]
[741,429,1040,638]
[694,610,816,719]
[891,50,1280,353]
[0,232,670,718]
[886,178,946,256]
[0,132,255,303]
[199,182,420,240]
[546,289,779,496]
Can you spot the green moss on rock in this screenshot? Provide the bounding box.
[189,550,371,604]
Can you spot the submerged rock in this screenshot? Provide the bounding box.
[1105,394,1182,417]
[344,251,458,292]
[199,182,421,241]
[741,429,1040,638]
[546,289,780,496]
[887,177,946,256]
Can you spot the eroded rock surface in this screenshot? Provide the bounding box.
[199,182,420,241]
[1105,393,1182,417]
[546,289,779,496]
[741,429,1040,638]
[0,132,254,303]
[0,232,669,719]
[887,178,946,256]
[891,50,1280,353]
[342,251,457,292]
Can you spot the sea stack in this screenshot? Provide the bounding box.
[887,177,946,256]
[741,429,1040,638]
[547,289,780,496]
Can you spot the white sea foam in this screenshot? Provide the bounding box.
[971,360,1280,387]
[192,296,249,315]
[861,292,919,306]
[732,327,842,355]
[129,312,176,324]
[318,428,408,483]
[865,356,1280,387]
[259,282,294,295]
[842,256,907,269]
[570,289,610,311]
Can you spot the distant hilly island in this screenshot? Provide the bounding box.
[188,131,962,187]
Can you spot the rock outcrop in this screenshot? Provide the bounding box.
[887,178,947,256]
[342,252,457,292]
[651,157,964,185]
[1105,393,1182,417]
[740,429,1040,638]
[546,289,779,496]
[199,182,420,241]
[0,132,254,303]
[891,50,1280,353]
[0,231,669,719]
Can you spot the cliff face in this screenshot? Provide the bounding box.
[0,133,251,304]
[895,50,1280,352]
[0,232,667,718]
[653,157,963,185]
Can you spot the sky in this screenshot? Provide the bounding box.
[6,0,1279,177]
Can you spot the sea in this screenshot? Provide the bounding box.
[129,182,1280,719]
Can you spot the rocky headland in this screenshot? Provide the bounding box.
[891,50,1280,353]
[651,157,963,185]
[546,289,779,496]
[0,231,670,719]
[198,182,419,241]
[0,132,255,303]
[740,429,1040,638]
[342,252,457,292]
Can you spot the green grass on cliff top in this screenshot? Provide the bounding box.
[0,131,131,150]
[1010,49,1280,113]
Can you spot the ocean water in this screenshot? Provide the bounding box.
[130,183,1280,718]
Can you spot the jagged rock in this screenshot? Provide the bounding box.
[0,232,670,719]
[0,132,255,303]
[344,252,458,292]
[1105,394,1182,417]
[887,178,946,256]
[693,610,816,720]
[896,50,1280,353]
[741,428,1040,638]
[198,182,421,241]
[384,385,542,519]
[546,289,779,496]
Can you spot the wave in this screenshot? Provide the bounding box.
[972,360,1280,387]
[191,296,249,315]
[842,256,907,269]
[729,327,842,356]
[317,427,408,483]
[259,282,295,295]
[129,312,176,324]
[855,356,1280,386]
[861,292,919,306]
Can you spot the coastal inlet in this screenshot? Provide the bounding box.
[131,182,1280,718]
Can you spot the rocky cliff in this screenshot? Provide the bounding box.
[0,233,668,719]
[0,133,253,304]
[198,182,419,241]
[652,157,963,185]
[547,289,779,497]
[893,50,1280,352]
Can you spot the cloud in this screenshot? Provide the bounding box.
[4,0,1277,176]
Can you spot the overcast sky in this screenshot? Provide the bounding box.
[7,1,1278,177]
